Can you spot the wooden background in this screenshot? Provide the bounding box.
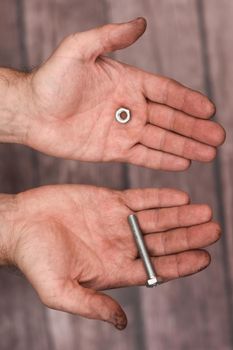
[0,0,232,349]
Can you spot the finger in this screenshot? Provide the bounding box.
[127,144,191,171]
[142,73,215,118]
[145,222,221,256]
[125,250,211,286]
[137,204,212,233]
[64,17,147,62]
[148,102,226,146]
[122,188,189,211]
[140,124,217,162]
[43,281,127,330]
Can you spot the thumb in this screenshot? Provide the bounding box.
[59,17,147,62]
[51,281,127,330]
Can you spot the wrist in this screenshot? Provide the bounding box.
[0,68,32,144]
[0,194,18,266]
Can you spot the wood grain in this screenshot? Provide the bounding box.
[201,0,233,337]
[106,0,232,349]
[0,0,232,349]
[0,1,53,350]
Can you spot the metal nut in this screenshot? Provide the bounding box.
[115,107,131,124]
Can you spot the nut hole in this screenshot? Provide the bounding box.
[120,111,128,120]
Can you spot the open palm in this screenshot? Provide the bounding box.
[25,18,225,170]
[12,185,220,329]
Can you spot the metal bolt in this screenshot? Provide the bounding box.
[115,107,131,124]
[128,214,159,288]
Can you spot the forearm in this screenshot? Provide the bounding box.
[0,194,17,266]
[0,68,31,144]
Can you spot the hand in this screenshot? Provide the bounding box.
[18,17,225,170]
[3,185,220,329]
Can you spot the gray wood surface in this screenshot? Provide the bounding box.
[202,0,233,341]
[107,1,232,349]
[0,0,232,349]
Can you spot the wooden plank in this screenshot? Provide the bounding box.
[0,1,53,349]
[106,0,232,349]
[23,1,142,349]
[202,0,233,330]
[1,1,231,349]
[0,0,33,194]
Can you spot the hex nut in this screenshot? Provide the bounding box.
[115,107,131,124]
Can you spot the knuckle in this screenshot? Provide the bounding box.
[157,188,163,206]
[158,129,167,151]
[176,207,182,227]
[160,232,167,255]
[180,137,187,158]
[154,209,161,228]
[184,227,190,249]
[168,107,177,130]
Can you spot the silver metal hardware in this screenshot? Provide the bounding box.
[128,214,159,288]
[115,107,131,124]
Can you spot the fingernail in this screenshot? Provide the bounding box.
[128,17,144,23]
[156,276,164,285]
[197,252,211,272]
[128,18,138,23]
[113,312,127,330]
[115,323,126,330]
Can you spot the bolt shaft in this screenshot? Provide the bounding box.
[128,214,158,286]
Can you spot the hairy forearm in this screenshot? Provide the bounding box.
[0,194,17,266]
[0,68,31,144]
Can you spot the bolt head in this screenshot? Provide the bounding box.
[146,277,158,288]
